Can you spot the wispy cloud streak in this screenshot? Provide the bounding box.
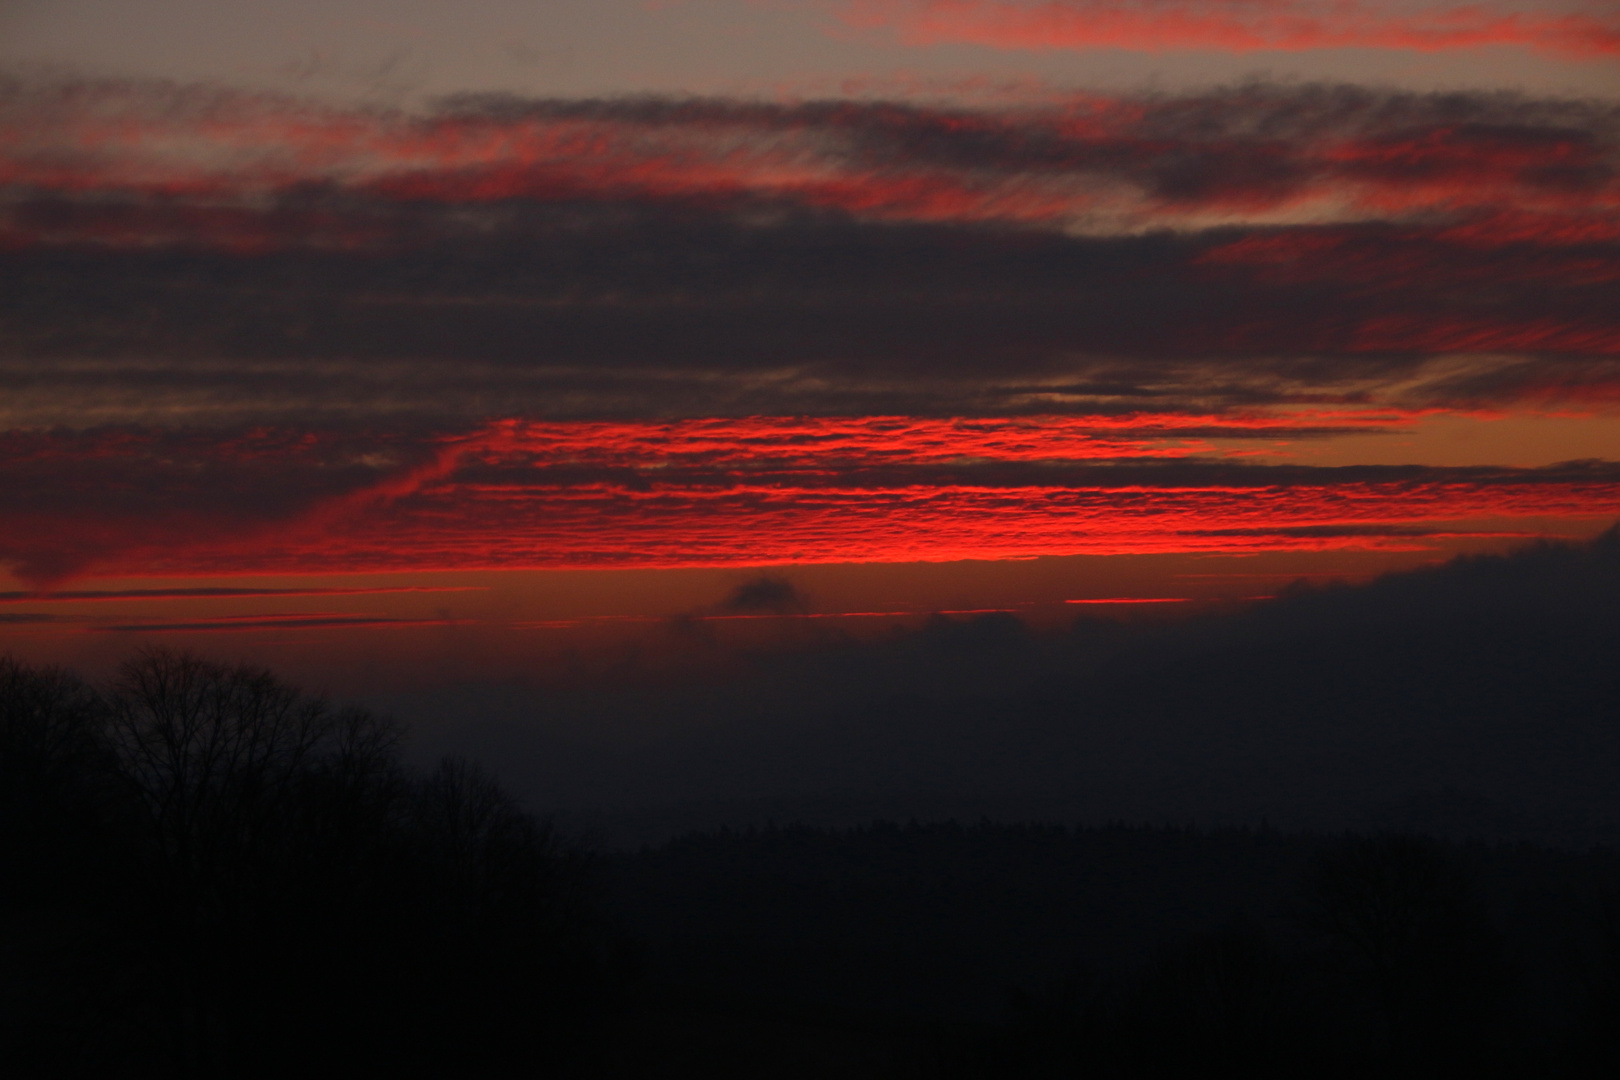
[4,79,1616,240]
[0,585,485,604]
[837,0,1620,57]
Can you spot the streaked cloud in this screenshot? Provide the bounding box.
[1,419,1613,585]
[836,0,1620,57]
[1,79,1615,427]
[0,585,485,603]
[5,78,1614,238]
[93,614,466,633]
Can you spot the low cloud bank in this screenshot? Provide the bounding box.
[397,527,1620,847]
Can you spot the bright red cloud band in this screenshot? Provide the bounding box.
[838,0,1620,56]
[293,473,1617,569]
[434,414,1408,467]
[2,418,1614,585]
[56,470,1620,578]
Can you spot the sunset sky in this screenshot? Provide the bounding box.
[1,0,1617,694]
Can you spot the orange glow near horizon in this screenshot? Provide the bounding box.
[0,525,1607,697]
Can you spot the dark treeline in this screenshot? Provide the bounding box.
[10,646,1620,1077]
[0,650,627,1077]
[606,821,1620,1078]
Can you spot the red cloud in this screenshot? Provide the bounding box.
[838,0,1620,56]
[1197,227,1620,287]
[4,82,1614,250]
[2,418,1614,585]
[153,466,1620,575]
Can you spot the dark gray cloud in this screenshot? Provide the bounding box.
[432,83,1620,198]
[721,576,808,614]
[0,426,435,582]
[1,79,1616,424]
[2,219,1614,423]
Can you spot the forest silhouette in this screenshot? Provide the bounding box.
[601,820,1620,1078]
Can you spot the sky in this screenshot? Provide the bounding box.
[0,0,1617,697]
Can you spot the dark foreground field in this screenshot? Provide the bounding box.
[589,821,1620,1078]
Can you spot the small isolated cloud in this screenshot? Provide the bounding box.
[721,576,809,614]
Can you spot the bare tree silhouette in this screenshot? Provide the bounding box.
[99,649,396,1072]
[3,648,630,1076]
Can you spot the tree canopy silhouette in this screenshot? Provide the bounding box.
[0,649,623,1078]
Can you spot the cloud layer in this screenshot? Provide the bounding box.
[2,419,1613,584]
[1,77,1615,583]
[2,79,1617,425]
